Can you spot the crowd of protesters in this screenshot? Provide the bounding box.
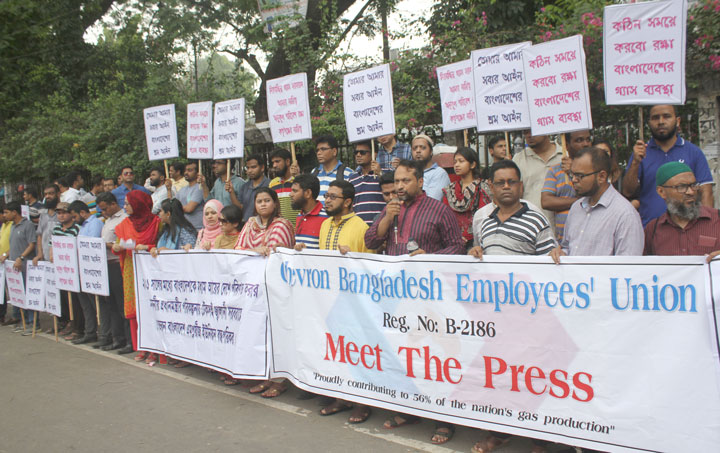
[1,104,718,453]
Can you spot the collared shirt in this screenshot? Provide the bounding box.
[348,169,385,225]
[314,161,355,208]
[542,164,577,242]
[111,184,151,208]
[319,212,372,253]
[377,141,411,171]
[207,175,246,207]
[365,192,464,256]
[513,145,563,231]
[37,210,58,260]
[151,184,177,214]
[9,218,37,260]
[78,214,104,238]
[422,163,451,201]
[101,210,128,262]
[295,201,325,249]
[80,191,100,217]
[177,182,205,230]
[479,203,556,256]
[627,136,713,226]
[269,176,298,228]
[172,177,189,193]
[60,187,81,203]
[238,177,271,222]
[0,221,13,256]
[562,185,644,256]
[644,206,720,255]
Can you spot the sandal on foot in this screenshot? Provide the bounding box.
[430,424,455,445]
[249,380,273,394]
[144,353,157,364]
[174,361,191,368]
[261,382,287,398]
[383,414,421,429]
[134,352,148,362]
[348,405,372,424]
[224,378,239,386]
[471,435,510,453]
[319,400,352,416]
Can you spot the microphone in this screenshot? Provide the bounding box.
[392,197,400,243]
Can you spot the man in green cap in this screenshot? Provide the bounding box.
[644,161,720,259]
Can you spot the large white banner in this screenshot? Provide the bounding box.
[266,73,312,143]
[25,263,46,312]
[5,262,26,309]
[471,42,531,132]
[77,236,109,296]
[52,235,80,293]
[437,60,477,133]
[266,251,720,452]
[42,261,61,317]
[343,64,395,143]
[187,101,213,160]
[143,104,179,161]
[213,98,246,159]
[134,251,270,379]
[523,35,593,136]
[603,0,686,105]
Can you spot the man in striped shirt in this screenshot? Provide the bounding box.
[469,160,556,258]
[291,175,325,250]
[348,141,384,225]
[311,135,354,210]
[269,148,299,228]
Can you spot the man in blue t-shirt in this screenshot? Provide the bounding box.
[622,104,714,226]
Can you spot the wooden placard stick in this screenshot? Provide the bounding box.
[371,139,376,162]
[290,142,297,164]
[95,294,101,327]
[504,131,510,154]
[20,309,26,331]
[561,133,571,184]
[638,107,645,142]
[68,292,74,321]
[227,159,231,182]
[54,316,59,342]
[198,160,202,176]
[163,159,169,179]
[463,129,469,147]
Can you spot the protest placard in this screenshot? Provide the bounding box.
[134,250,270,379]
[267,251,720,452]
[77,236,109,296]
[42,261,61,317]
[436,60,477,133]
[472,42,531,132]
[143,104,179,161]
[21,205,29,220]
[187,101,213,159]
[523,35,593,136]
[266,73,312,143]
[25,262,46,312]
[343,64,395,143]
[213,98,246,159]
[5,262,26,309]
[52,235,80,292]
[603,0,686,105]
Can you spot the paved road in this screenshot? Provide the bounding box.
[0,315,560,453]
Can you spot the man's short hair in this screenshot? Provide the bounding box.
[57,176,72,189]
[329,180,355,203]
[489,160,522,182]
[379,171,395,186]
[315,134,339,150]
[270,148,292,161]
[169,161,185,174]
[67,170,82,183]
[488,136,505,149]
[396,159,424,180]
[45,184,60,194]
[96,191,118,205]
[186,161,198,171]
[293,174,320,199]
[5,201,22,214]
[120,165,133,174]
[149,166,164,176]
[90,175,103,188]
[68,200,90,214]
[649,104,677,117]
[354,140,372,150]
[575,147,611,175]
[245,154,264,167]
[25,186,39,199]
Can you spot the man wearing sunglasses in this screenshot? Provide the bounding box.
[347,141,384,225]
[551,147,643,262]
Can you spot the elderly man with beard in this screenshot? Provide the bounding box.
[623,104,714,226]
[644,162,720,258]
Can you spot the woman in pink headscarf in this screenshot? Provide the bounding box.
[185,199,224,250]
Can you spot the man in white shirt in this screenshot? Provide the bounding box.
[148,167,177,214]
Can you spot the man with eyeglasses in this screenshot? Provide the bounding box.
[311,135,354,211]
[348,141,385,225]
[622,104,714,226]
[644,162,720,259]
[551,147,643,261]
[111,165,150,208]
[541,130,592,241]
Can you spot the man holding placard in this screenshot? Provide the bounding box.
[177,162,205,231]
[269,148,300,228]
[148,167,176,214]
[198,159,245,208]
[51,203,82,340]
[237,155,270,222]
[376,134,411,172]
[348,141,384,225]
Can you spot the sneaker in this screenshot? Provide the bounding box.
[21,328,35,336]
[12,325,24,333]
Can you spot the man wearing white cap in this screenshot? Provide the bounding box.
[411,134,450,201]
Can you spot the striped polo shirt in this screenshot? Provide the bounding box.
[295,201,326,249]
[541,164,576,241]
[269,176,299,229]
[348,169,385,225]
[313,162,354,213]
[479,203,556,256]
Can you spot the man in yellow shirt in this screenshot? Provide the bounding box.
[0,207,13,324]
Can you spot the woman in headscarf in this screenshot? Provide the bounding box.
[112,190,161,363]
[186,199,224,251]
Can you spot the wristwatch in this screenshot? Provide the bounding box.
[19,256,25,261]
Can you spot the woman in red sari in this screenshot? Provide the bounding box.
[112,190,162,363]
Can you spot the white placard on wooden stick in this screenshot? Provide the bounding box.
[213,98,246,159]
[25,263,47,312]
[41,261,61,317]
[52,235,80,293]
[472,42,532,132]
[343,64,396,143]
[143,104,179,161]
[77,236,110,296]
[437,59,477,133]
[603,0,686,105]
[523,35,593,136]
[5,262,26,309]
[267,73,312,143]
[187,101,213,159]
